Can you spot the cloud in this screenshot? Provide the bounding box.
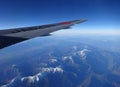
[52,29,120,36]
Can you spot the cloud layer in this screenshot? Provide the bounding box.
[53,29,120,36]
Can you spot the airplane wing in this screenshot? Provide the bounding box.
[0,19,87,49]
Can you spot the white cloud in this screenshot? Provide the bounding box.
[52,29,120,36]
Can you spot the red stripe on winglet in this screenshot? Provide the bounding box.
[61,22,71,24]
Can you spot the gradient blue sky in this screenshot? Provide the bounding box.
[0,0,120,30]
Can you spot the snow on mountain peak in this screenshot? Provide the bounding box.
[77,49,91,61]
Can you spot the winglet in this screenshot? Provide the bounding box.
[75,19,88,24]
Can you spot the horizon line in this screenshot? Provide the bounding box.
[52,29,120,36]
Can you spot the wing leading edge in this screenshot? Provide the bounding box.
[0,19,87,49]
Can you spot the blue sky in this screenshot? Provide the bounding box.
[0,0,120,30]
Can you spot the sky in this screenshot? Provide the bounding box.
[0,0,120,32]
